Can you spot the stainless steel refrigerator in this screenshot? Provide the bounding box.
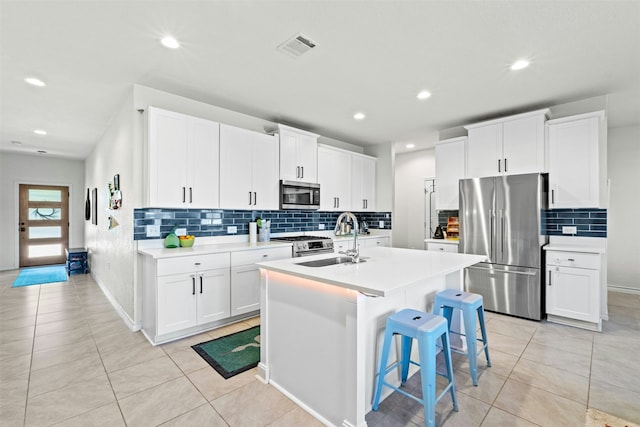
[459,173,548,320]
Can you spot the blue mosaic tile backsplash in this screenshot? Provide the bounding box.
[434,208,607,238]
[134,208,393,240]
[543,208,607,238]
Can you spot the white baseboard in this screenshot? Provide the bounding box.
[91,272,142,331]
[608,285,640,295]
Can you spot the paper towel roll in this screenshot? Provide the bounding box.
[249,222,257,243]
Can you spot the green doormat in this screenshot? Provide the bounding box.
[192,326,260,379]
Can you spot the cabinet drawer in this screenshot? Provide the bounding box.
[546,251,600,270]
[157,253,230,276]
[231,246,291,266]
[427,243,458,253]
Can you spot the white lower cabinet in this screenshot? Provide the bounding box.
[361,237,390,248]
[230,247,291,316]
[333,236,389,253]
[545,250,602,330]
[142,247,291,345]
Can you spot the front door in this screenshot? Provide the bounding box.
[19,184,69,267]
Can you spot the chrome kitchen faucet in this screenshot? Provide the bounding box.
[334,212,361,263]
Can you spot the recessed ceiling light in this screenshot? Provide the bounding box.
[510,59,530,71]
[34,129,47,135]
[353,112,366,120]
[416,91,431,100]
[25,77,46,87]
[161,36,180,49]
[406,143,415,149]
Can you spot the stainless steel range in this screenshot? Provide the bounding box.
[272,235,334,257]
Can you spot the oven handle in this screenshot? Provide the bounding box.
[295,249,335,257]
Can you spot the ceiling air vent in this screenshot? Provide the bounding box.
[277,33,317,58]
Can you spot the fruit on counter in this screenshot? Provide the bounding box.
[179,235,195,240]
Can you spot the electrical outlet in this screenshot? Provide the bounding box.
[174,228,187,236]
[379,220,385,228]
[227,226,238,234]
[562,226,577,234]
[318,223,325,230]
[146,225,160,237]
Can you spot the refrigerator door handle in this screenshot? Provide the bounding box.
[501,211,505,256]
[489,209,494,260]
[469,265,538,276]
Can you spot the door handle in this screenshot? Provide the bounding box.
[337,197,339,208]
[548,270,552,286]
[182,187,186,203]
[249,191,252,205]
[253,192,257,206]
[498,159,501,173]
[551,189,555,204]
[192,276,196,295]
[296,166,300,179]
[200,275,203,293]
[300,166,304,179]
[189,187,193,203]
[504,158,508,172]
[20,227,26,232]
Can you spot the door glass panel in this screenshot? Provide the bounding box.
[28,244,62,258]
[28,189,62,202]
[29,226,62,239]
[28,208,61,220]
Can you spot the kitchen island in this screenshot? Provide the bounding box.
[257,246,485,427]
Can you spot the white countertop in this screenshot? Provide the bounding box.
[138,241,292,259]
[544,244,605,254]
[424,239,459,244]
[257,246,485,297]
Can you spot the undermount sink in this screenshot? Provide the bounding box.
[295,256,367,268]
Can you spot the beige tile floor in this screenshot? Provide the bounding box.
[1,269,639,426]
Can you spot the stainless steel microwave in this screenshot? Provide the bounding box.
[280,180,320,210]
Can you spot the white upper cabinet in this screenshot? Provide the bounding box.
[276,124,319,183]
[148,107,220,208]
[547,111,606,208]
[220,124,279,210]
[465,109,548,178]
[318,145,352,211]
[351,154,377,211]
[435,137,466,210]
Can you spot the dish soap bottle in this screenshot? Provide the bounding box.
[164,228,179,248]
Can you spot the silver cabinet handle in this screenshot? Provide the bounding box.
[200,275,203,294]
[249,191,252,205]
[498,159,501,173]
[548,270,552,286]
[182,187,186,203]
[189,187,193,203]
[567,258,575,262]
[504,158,508,172]
[194,262,201,266]
[262,254,268,258]
[301,166,304,179]
[253,192,257,206]
[296,166,301,179]
[337,197,340,208]
[551,189,555,204]
[192,276,196,295]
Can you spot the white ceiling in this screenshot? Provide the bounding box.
[2,1,639,159]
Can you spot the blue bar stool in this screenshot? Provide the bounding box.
[433,289,491,386]
[372,309,458,427]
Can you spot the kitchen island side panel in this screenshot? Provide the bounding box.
[258,268,452,427]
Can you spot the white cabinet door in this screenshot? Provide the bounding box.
[466,124,501,178]
[547,115,601,208]
[435,138,466,210]
[318,146,351,211]
[351,155,376,211]
[196,268,231,324]
[157,273,197,335]
[278,126,319,182]
[220,124,255,209]
[148,107,188,207]
[230,265,261,316]
[252,133,280,210]
[187,116,220,208]
[546,265,599,323]
[502,115,544,175]
[297,133,318,183]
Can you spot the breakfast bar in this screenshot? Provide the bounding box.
[257,246,485,427]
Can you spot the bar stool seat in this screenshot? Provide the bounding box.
[433,289,491,386]
[372,309,458,427]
